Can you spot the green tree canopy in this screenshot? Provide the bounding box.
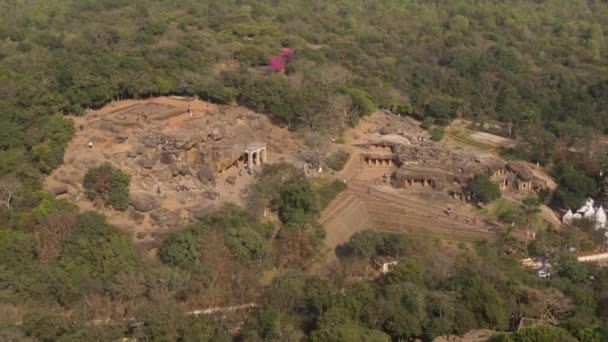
[83,163,131,210]
[468,174,501,203]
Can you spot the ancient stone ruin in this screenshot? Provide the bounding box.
[356,130,547,202]
[45,97,305,235]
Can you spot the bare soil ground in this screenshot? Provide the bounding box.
[444,119,515,152]
[470,131,516,147]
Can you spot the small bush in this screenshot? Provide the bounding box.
[83,163,131,210]
[324,150,350,171]
[431,127,445,141]
[159,231,199,270]
[421,117,434,129]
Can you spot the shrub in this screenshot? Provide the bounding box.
[430,127,445,142]
[278,179,320,223]
[279,219,326,247]
[421,117,434,129]
[552,162,597,209]
[324,150,351,171]
[468,174,501,203]
[197,82,234,104]
[83,163,131,210]
[159,231,199,270]
[425,96,464,125]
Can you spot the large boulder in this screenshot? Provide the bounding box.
[197,165,216,186]
[160,152,177,164]
[150,208,180,227]
[129,192,160,212]
[49,183,69,196]
[173,131,207,150]
[179,165,192,176]
[187,205,208,220]
[209,127,223,141]
[128,208,145,224]
[134,144,146,155]
[198,144,243,172]
[202,190,220,200]
[138,158,155,169]
[114,134,129,143]
[169,163,180,177]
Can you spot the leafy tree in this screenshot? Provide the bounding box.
[59,212,137,288]
[379,283,427,339]
[224,226,272,266]
[159,231,199,270]
[425,96,464,125]
[187,204,274,266]
[197,81,234,104]
[310,305,390,342]
[490,325,574,342]
[384,258,425,286]
[280,219,326,247]
[83,163,131,210]
[552,162,597,209]
[22,311,73,342]
[278,179,320,223]
[468,174,501,203]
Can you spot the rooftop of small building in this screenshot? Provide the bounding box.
[245,141,266,151]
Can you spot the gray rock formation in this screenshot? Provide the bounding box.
[169,163,180,177]
[114,134,129,143]
[130,192,160,212]
[150,208,180,227]
[197,166,215,186]
[202,190,220,200]
[138,158,155,169]
[49,184,69,196]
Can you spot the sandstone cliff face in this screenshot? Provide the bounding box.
[197,143,244,172]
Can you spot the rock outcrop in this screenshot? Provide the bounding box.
[130,192,160,212]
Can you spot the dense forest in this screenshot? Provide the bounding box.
[1,0,608,340]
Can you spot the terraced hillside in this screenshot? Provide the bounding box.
[321,182,497,254]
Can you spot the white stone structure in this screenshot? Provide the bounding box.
[595,205,606,230]
[244,142,267,168]
[562,209,574,225]
[563,198,608,230]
